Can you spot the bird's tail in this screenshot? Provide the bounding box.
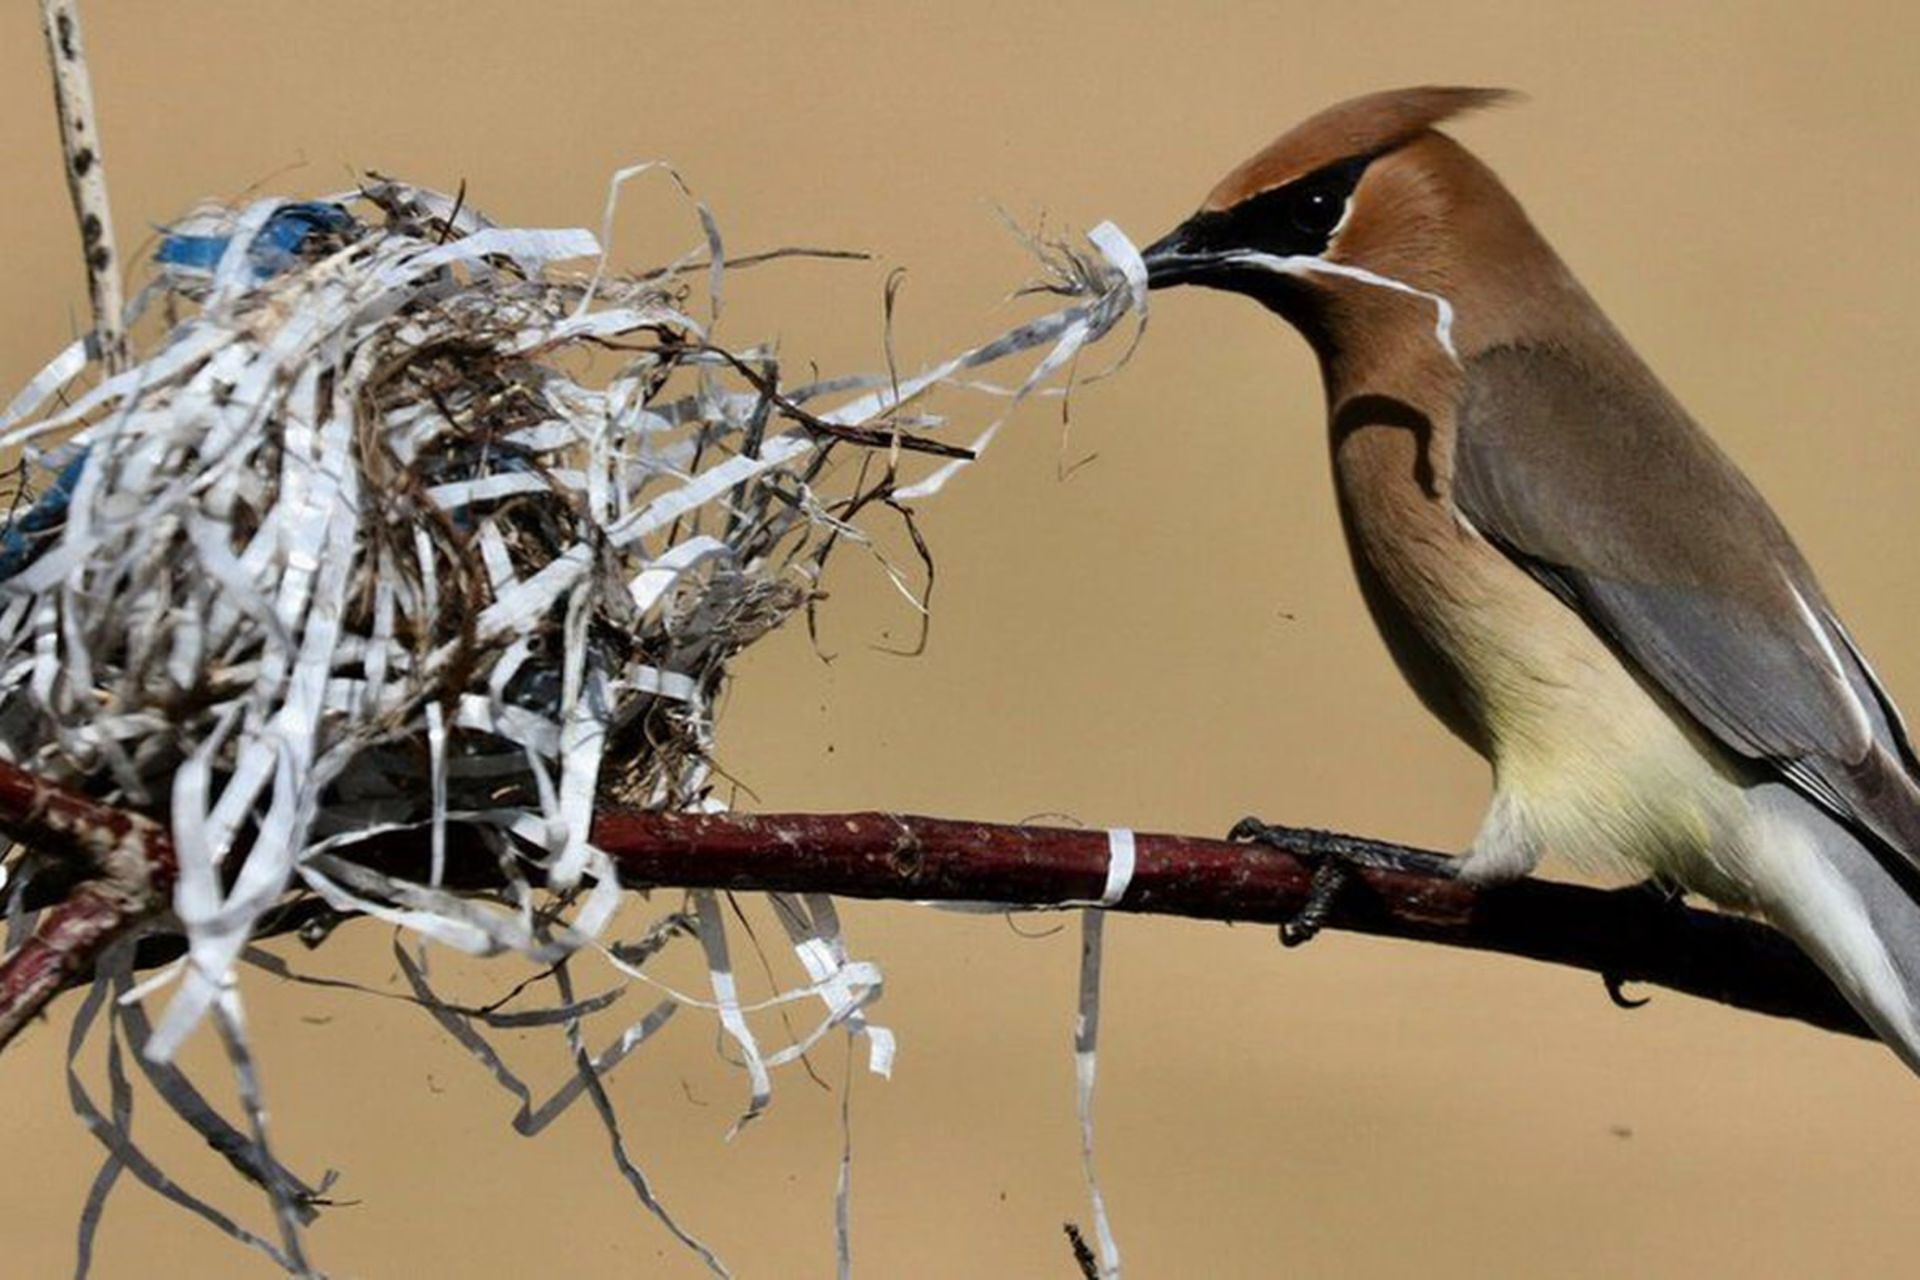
[1746,781,1920,1074]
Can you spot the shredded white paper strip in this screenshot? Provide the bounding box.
[1076,908,1122,1279]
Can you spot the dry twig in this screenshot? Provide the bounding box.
[37,0,125,372]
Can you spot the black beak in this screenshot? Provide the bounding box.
[1142,216,1222,289]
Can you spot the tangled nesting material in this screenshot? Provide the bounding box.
[0,168,1144,1071]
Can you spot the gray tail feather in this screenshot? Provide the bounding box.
[1751,781,1920,1075]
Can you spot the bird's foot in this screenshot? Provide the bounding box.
[1599,876,1686,1009]
[1229,819,1366,947]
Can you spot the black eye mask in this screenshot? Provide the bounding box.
[1174,153,1376,263]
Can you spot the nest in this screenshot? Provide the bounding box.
[0,163,1142,1269]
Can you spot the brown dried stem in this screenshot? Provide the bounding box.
[0,759,1871,1058]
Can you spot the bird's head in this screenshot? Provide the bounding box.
[1143,86,1532,359]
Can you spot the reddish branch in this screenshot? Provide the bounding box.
[591,809,1868,1038]
[0,763,174,1049]
[0,759,1871,1056]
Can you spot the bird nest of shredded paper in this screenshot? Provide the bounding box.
[0,166,1144,1060]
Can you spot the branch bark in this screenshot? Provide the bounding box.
[588,809,1868,1038]
[0,757,1871,1057]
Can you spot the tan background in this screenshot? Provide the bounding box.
[3,2,1919,1276]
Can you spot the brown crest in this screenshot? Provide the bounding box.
[1203,86,1517,211]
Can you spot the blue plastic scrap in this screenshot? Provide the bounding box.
[0,450,90,583]
[155,201,359,282]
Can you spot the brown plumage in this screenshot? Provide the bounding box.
[1144,87,1920,1074]
[1200,85,1516,210]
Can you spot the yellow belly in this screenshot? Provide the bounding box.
[1467,581,1757,901]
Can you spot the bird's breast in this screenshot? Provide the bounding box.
[1328,404,1538,755]
[1329,406,1625,735]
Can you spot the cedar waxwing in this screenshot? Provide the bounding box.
[1143,86,1920,1073]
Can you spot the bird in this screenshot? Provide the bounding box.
[1141,85,1920,1073]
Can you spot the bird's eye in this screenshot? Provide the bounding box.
[1291,185,1346,238]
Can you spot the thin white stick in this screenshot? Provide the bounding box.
[39,0,127,373]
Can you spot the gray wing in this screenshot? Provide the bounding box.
[1452,342,1920,865]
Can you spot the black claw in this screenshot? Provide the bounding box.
[1281,859,1351,947]
[1230,819,1341,860]
[1603,973,1651,1009]
[1228,816,1267,843]
[1598,880,1677,1009]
